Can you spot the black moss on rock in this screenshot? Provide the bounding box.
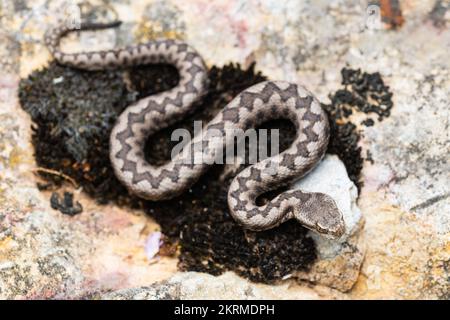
[322,67,394,189]
[19,62,137,206]
[50,191,83,216]
[19,61,392,283]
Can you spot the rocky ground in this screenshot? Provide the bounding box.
[0,0,448,299]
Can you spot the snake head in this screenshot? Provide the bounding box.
[294,192,346,239]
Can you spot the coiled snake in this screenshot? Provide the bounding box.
[44,21,345,238]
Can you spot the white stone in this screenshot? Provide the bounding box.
[102,272,340,300]
[294,155,362,247]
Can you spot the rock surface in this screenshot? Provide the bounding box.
[100,271,347,300]
[0,0,448,299]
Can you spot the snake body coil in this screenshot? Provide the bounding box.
[45,22,345,238]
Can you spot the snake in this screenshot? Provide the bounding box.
[44,21,345,239]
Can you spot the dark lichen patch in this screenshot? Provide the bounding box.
[18,61,391,283]
[325,68,393,122]
[50,191,83,216]
[322,67,394,190]
[19,62,137,206]
[179,207,316,282]
[19,62,181,207]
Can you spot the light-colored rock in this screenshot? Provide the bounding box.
[101,271,348,300]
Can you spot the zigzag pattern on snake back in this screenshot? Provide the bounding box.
[44,21,345,239]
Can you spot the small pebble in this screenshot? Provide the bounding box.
[52,76,64,84]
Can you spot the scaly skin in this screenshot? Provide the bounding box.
[45,21,345,239]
